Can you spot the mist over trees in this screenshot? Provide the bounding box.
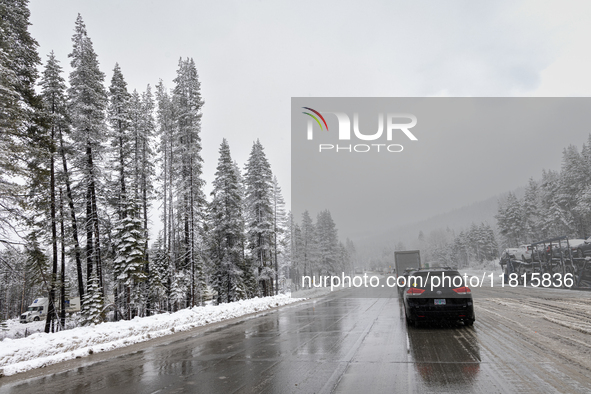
[289,209,356,289]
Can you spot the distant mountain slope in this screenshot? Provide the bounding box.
[355,187,524,253]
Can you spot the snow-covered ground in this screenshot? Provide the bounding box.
[1,319,47,341]
[0,294,303,377]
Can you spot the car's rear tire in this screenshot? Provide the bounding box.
[33,316,39,321]
[404,308,412,324]
[465,319,474,326]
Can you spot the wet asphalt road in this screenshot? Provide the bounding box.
[2,278,591,393]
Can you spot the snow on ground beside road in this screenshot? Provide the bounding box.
[1,319,46,341]
[0,294,303,377]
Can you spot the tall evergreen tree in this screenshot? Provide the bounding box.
[522,177,542,242]
[300,210,317,284]
[209,139,246,303]
[155,81,176,310]
[68,14,107,313]
[107,63,131,221]
[244,140,274,296]
[271,176,286,294]
[316,210,339,274]
[107,63,131,319]
[172,58,205,306]
[0,0,43,248]
[39,51,68,333]
[0,0,40,176]
[113,197,147,319]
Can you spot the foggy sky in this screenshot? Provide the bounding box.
[27,0,591,238]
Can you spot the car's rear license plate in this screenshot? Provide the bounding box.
[434,299,446,305]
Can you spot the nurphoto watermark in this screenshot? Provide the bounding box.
[301,272,575,292]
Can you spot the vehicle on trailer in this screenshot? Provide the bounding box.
[518,244,534,262]
[500,252,532,284]
[545,242,561,259]
[530,236,582,287]
[20,297,49,323]
[575,236,591,258]
[402,268,475,327]
[544,239,582,261]
[558,239,585,257]
[501,248,520,259]
[530,244,547,262]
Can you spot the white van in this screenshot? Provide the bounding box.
[20,297,49,323]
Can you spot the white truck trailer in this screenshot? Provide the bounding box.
[19,297,49,323]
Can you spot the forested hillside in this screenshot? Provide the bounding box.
[0,4,293,330]
[496,135,591,246]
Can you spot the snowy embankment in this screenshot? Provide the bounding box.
[0,294,303,377]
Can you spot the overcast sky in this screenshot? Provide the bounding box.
[28,0,591,237]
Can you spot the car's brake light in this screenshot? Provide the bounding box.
[406,287,425,295]
[453,287,471,294]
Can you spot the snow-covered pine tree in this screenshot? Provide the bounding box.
[148,235,168,312]
[291,220,303,290]
[282,211,294,289]
[68,14,108,297]
[130,85,156,314]
[172,58,206,307]
[244,140,274,296]
[40,51,85,308]
[559,145,584,236]
[300,210,317,280]
[107,63,131,220]
[575,136,591,237]
[0,2,51,321]
[155,81,176,311]
[112,197,147,319]
[234,160,256,299]
[540,170,571,238]
[271,176,286,294]
[345,238,356,274]
[107,63,132,319]
[209,139,246,303]
[481,223,498,260]
[338,242,350,276]
[522,177,542,242]
[40,51,72,333]
[0,1,41,229]
[81,271,104,326]
[496,192,524,247]
[170,271,188,312]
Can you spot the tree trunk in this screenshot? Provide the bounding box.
[59,188,66,329]
[86,143,94,285]
[59,129,84,299]
[143,137,150,316]
[45,123,58,334]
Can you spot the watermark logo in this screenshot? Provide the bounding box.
[302,107,329,135]
[301,107,418,153]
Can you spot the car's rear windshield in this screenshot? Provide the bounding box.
[407,271,464,288]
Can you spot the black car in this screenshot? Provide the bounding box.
[403,268,475,327]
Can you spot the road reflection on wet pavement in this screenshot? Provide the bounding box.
[2,280,591,393]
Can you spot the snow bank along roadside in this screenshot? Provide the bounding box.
[0,294,303,377]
